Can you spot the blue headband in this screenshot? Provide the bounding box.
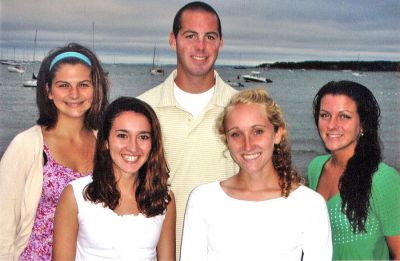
[50,51,92,70]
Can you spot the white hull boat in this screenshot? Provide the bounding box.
[8,65,25,74]
[23,79,37,88]
[23,73,37,88]
[150,67,164,76]
[150,45,164,76]
[241,71,272,83]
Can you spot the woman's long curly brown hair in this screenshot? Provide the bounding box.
[218,88,302,197]
[313,80,381,233]
[84,97,170,217]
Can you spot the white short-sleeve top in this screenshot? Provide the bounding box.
[181,181,332,261]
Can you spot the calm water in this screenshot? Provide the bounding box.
[1,63,399,175]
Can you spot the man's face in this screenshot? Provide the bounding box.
[170,9,223,79]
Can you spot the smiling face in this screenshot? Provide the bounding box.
[318,94,362,157]
[224,103,282,175]
[170,9,223,85]
[107,111,152,178]
[48,63,93,120]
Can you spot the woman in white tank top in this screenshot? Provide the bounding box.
[53,97,176,261]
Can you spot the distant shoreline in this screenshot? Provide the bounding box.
[3,60,399,72]
[258,61,400,72]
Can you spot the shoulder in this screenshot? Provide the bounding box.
[217,80,237,94]
[138,71,175,105]
[372,163,400,191]
[70,176,92,193]
[374,162,399,179]
[138,83,164,104]
[307,155,330,175]
[291,185,326,205]
[67,176,93,207]
[288,186,328,220]
[189,181,221,200]
[307,155,330,188]
[70,175,92,187]
[185,182,223,214]
[214,72,238,101]
[308,155,330,169]
[1,125,43,164]
[11,125,43,145]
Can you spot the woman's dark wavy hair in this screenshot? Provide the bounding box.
[36,42,109,130]
[218,88,303,198]
[312,80,381,233]
[84,97,171,217]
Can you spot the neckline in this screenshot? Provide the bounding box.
[216,181,302,203]
[326,193,340,204]
[316,155,340,202]
[43,143,91,176]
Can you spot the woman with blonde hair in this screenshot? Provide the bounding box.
[181,88,332,260]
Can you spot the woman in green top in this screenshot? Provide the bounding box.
[307,80,400,260]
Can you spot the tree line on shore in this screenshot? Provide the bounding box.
[258,61,399,71]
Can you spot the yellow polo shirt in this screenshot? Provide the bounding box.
[138,70,238,256]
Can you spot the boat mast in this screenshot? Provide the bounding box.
[33,29,37,62]
[152,45,156,69]
[92,21,95,52]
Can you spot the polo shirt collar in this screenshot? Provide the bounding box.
[158,69,227,108]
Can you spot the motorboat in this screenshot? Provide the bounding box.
[23,73,37,87]
[352,72,366,77]
[227,80,244,88]
[241,71,272,83]
[23,79,37,88]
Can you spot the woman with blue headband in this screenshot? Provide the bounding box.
[0,42,109,260]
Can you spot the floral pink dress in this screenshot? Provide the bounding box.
[19,144,89,260]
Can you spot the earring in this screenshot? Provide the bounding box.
[360,130,364,137]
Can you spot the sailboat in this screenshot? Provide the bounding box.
[352,54,366,77]
[233,53,246,69]
[150,45,164,75]
[8,48,25,74]
[23,29,38,87]
[8,64,25,74]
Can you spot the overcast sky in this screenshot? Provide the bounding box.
[1,0,399,65]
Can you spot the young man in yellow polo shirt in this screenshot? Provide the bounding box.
[139,1,238,258]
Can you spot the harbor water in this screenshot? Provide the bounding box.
[1,63,399,176]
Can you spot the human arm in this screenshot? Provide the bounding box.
[53,185,78,260]
[387,235,400,259]
[306,155,329,191]
[157,192,176,261]
[180,189,208,261]
[0,127,43,260]
[302,193,332,261]
[372,165,400,260]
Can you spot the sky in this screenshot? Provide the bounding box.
[1,0,399,66]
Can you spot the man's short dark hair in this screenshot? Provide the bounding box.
[172,1,222,38]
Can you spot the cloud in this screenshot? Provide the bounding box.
[1,0,399,65]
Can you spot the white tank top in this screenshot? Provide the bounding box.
[71,176,165,261]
